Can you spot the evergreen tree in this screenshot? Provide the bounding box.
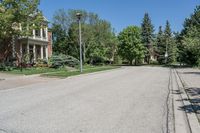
[178,6,200,66]
[141,13,154,64]
[156,26,165,64]
[163,21,177,64]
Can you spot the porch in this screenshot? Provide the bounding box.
[16,38,49,64]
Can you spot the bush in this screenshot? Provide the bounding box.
[0,63,15,71]
[49,54,79,68]
[90,56,105,65]
[35,59,48,67]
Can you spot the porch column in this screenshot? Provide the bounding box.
[33,44,36,61]
[27,43,29,55]
[45,27,48,41]
[12,36,15,58]
[45,45,48,60]
[26,43,30,63]
[20,43,22,57]
[40,45,43,59]
[33,24,35,39]
[40,28,43,40]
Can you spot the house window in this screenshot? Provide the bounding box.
[35,29,40,37]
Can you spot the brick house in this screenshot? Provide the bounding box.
[0,16,52,65]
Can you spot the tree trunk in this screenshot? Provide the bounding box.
[129,60,133,65]
[135,58,137,66]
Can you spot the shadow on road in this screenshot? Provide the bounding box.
[179,104,200,114]
[177,87,200,114]
[172,90,183,95]
[186,87,200,97]
[183,72,200,75]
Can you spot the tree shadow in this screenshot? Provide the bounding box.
[183,72,200,75]
[179,104,200,114]
[172,90,183,95]
[177,87,200,114]
[186,87,200,97]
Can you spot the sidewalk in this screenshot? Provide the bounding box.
[177,68,200,122]
[171,68,200,133]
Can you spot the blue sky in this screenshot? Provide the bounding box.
[39,0,200,33]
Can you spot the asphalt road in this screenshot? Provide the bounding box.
[0,66,170,133]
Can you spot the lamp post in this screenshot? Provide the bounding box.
[76,13,83,73]
[165,44,168,64]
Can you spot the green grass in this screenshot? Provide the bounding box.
[0,65,120,77]
[1,67,66,75]
[43,66,120,77]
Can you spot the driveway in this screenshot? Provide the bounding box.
[0,66,170,133]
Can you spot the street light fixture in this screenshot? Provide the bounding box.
[76,13,83,73]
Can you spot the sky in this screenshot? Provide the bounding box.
[39,0,200,33]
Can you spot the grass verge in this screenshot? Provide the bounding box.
[1,67,66,75]
[42,66,120,78]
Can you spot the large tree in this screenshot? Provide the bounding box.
[178,5,200,66]
[141,13,154,64]
[52,9,118,64]
[118,26,145,65]
[156,26,165,64]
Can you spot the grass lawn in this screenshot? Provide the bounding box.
[0,65,120,76]
[1,67,66,75]
[43,66,120,77]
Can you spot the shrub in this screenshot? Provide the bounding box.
[0,63,15,71]
[35,59,48,67]
[49,54,79,68]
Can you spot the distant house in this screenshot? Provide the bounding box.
[0,15,52,65]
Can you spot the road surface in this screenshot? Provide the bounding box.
[0,67,170,133]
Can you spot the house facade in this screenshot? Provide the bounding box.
[15,25,52,64]
[0,16,53,65]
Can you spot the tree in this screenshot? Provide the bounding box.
[118,26,145,65]
[51,24,68,55]
[156,26,165,64]
[52,9,118,65]
[163,21,177,64]
[141,13,154,64]
[178,5,200,66]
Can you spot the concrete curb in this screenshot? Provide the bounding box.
[173,69,200,133]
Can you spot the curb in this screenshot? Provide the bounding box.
[173,69,200,133]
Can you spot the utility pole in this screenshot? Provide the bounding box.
[76,13,83,73]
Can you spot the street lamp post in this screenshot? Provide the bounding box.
[165,44,168,64]
[76,13,83,73]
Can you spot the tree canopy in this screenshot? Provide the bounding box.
[52,9,118,65]
[118,26,145,65]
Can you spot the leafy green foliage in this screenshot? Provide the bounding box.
[182,27,200,66]
[178,5,200,66]
[0,0,44,62]
[118,26,145,65]
[49,54,79,68]
[52,9,118,65]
